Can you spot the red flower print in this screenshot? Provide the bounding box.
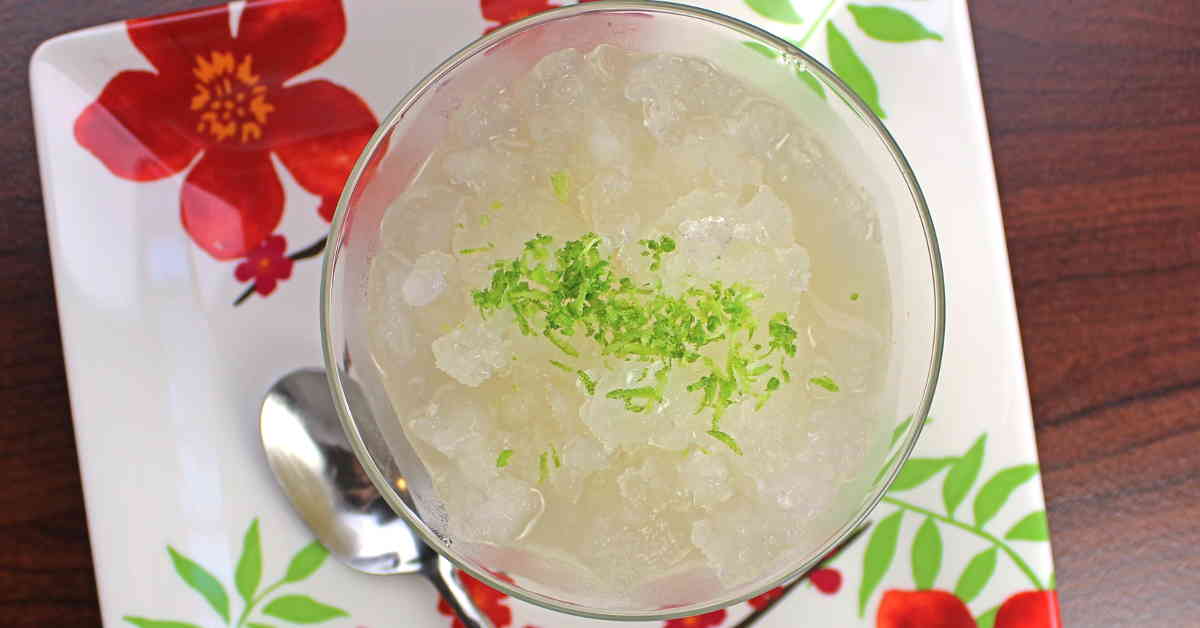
[437,571,513,628]
[75,0,379,261]
[876,590,976,628]
[810,568,843,594]
[747,586,785,610]
[234,234,293,295]
[994,590,1061,628]
[481,0,559,32]
[664,608,727,628]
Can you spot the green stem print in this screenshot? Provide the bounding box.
[856,432,1054,617]
[797,0,839,47]
[741,0,944,118]
[124,518,348,628]
[881,496,1044,590]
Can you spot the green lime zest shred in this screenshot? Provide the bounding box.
[638,235,677,271]
[810,375,840,392]
[577,370,597,395]
[496,449,514,468]
[469,233,802,452]
[459,242,495,255]
[707,429,743,455]
[550,171,570,203]
[549,359,574,373]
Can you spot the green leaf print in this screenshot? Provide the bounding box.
[796,69,827,99]
[973,464,1039,528]
[236,519,263,605]
[858,509,903,616]
[878,434,1052,614]
[1006,511,1050,541]
[743,41,778,59]
[889,457,956,491]
[742,41,827,99]
[167,546,230,624]
[954,547,998,603]
[127,518,345,628]
[943,435,987,517]
[848,5,943,42]
[889,416,913,448]
[283,541,330,583]
[826,21,885,118]
[911,517,942,590]
[123,619,204,628]
[746,0,805,24]
[873,448,902,486]
[262,595,348,624]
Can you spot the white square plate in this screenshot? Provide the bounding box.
[31,1,1059,626]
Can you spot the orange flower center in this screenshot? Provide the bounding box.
[257,257,273,271]
[190,51,275,143]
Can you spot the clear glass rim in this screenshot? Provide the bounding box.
[321,0,945,620]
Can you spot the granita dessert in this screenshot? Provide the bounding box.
[366,45,891,604]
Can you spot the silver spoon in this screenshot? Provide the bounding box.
[261,368,493,628]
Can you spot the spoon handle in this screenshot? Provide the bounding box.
[422,554,495,628]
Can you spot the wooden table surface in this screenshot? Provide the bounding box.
[2,0,1197,625]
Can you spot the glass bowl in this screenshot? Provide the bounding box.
[321,0,944,620]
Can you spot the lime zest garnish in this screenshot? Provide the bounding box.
[549,359,574,373]
[456,222,465,229]
[550,171,570,203]
[459,242,495,255]
[638,235,677,271]
[551,445,562,468]
[496,449,514,468]
[850,292,860,301]
[767,312,798,357]
[491,200,504,210]
[469,233,800,442]
[706,429,743,455]
[544,329,579,357]
[538,451,550,483]
[605,386,661,413]
[479,214,491,226]
[810,375,840,392]
[577,370,597,395]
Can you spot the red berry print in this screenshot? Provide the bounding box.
[810,568,843,594]
[994,590,1062,628]
[876,589,975,628]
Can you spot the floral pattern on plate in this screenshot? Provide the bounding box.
[73,0,380,303]
[30,0,1059,626]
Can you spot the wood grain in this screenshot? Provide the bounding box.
[1,0,1197,626]
[972,0,1200,624]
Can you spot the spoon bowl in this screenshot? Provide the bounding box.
[261,368,491,627]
